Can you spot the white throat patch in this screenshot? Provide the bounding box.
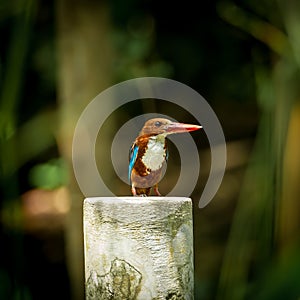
[142,136,166,171]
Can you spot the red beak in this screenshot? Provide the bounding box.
[166,122,202,134]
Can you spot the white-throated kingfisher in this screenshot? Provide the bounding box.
[129,118,202,196]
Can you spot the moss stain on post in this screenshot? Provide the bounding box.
[84,197,194,300]
[86,258,142,299]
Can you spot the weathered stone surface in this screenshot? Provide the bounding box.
[84,197,194,300]
[86,258,142,300]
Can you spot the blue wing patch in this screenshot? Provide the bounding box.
[128,144,139,182]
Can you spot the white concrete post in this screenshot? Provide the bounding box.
[84,197,194,300]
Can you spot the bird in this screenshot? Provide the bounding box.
[128,118,202,196]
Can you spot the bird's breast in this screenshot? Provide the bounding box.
[141,138,166,171]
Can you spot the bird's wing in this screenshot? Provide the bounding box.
[165,148,169,162]
[128,143,139,182]
[164,140,168,162]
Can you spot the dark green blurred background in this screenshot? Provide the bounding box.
[1,0,300,299]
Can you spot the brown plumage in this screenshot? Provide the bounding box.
[130,134,166,196]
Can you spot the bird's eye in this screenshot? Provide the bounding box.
[154,121,162,127]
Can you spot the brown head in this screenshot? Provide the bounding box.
[139,118,202,136]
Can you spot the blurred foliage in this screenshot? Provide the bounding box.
[0,0,36,140]
[0,0,300,299]
[112,16,173,80]
[249,243,300,300]
[29,158,68,190]
[216,1,300,300]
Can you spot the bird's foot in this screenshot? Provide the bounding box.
[153,184,161,196]
[131,186,137,196]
